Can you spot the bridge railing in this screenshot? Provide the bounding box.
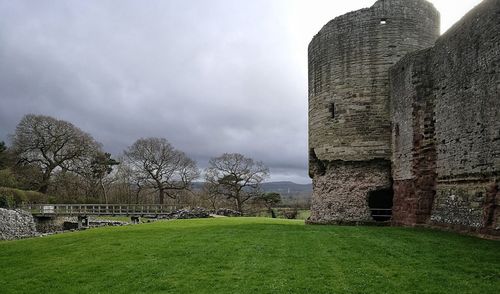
[369,208,392,221]
[24,204,183,216]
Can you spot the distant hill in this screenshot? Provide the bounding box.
[260,181,312,195]
[192,181,311,195]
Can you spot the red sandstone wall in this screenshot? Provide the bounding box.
[390,50,437,225]
[390,0,500,235]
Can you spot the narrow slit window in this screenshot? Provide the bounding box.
[329,103,335,119]
[380,18,387,25]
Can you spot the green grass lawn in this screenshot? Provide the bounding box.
[0,218,499,293]
[297,209,311,219]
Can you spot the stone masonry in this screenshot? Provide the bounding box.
[308,0,499,236]
[308,0,439,224]
[390,0,500,235]
[0,208,38,240]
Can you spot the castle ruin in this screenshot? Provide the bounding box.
[308,0,499,236]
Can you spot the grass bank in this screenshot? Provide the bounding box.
[0,218,498,293]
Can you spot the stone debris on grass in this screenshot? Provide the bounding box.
[158,208,241,219]
[159,207,210,219]
[89,219,129,227]
[212,208,242,217]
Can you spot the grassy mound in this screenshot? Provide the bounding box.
[0,218,498,293]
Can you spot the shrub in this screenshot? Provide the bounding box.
[0,187,51,207]
[24,190,53,204]
[0,168,18,188]
[12,188,28,205]
[0,194,14,208]
[282,208,298,219]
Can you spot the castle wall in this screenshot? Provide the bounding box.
[310,160,392,223]
[390,0,500,234]
[309,0,439,163]
[390,49,438,225]
[308,0,439,223]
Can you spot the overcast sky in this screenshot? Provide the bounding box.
[0,0,482,183]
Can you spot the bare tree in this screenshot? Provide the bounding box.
[202,182,221,210]
[256,192,281,218]
[11,114,101,193]
[123,137,199,204]
[112,158,148,204]
[205,153,269,213]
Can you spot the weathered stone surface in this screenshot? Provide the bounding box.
[390,0,500,233]
[0,208,38,240]
[390,48,437,225]
[430,183,487,228]
[308,0,439,224]
[309,0,439,164]
[308,160,392,224]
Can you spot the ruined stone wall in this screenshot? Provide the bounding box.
[308,0,439,223]
[309,160,392,223]
[0,208,38,240]
[34,216,78,233]
[390,0,500,234]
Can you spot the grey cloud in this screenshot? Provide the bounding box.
[0,0,310,183]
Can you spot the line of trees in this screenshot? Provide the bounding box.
[0,114,278,213]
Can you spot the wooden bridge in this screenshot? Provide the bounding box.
[25,204,182,227]
[25,204,180,217]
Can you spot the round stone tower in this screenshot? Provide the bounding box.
[308,0,440,224]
